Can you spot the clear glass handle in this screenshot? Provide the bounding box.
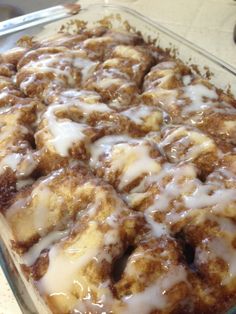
[0,3,80,37]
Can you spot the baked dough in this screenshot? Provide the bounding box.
[0,25,236,314]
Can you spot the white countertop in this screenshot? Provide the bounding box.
[0,0,235,313]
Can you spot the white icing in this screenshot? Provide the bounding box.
[182,75,192,86]
[105,31,137,44]
[113,45,143,61]
[44,104,87,157]
[20,73,36,93]
[152,73,175,89]
[49,119,86,157]
[146,163,196,211]
[73,57,99,81]
[73,281,113,314]
[182,84,218,114]
[184,185,236,212]
[110,142,161,189]
[210,238,236,284]
[23,229,69,266]
[122,266,187,314]
[58,89,101,102]
[141,158,236,230]
[16,178,34,190]
[20,51,98,89]
[39,242,98,295]
[149,192,171,212]
[83,36,111,47]
[0,153,21,171]
[151,61,176,71]
[121,105,159,125]
[121,106,150,124]
[0,151,37,178]
[106,214,119,229]
[74,101,111,114]
[198,213,236,235]
[32,185,52,234]
[25,54,75,85]
[23,51,98,86]
[54,89,112,114]
[90,135,133,167]
[197,237,236,285]
[105,197,126,229]
[160,126,215,162]
[104,230,120,246]
[6,197,29,218]
[50,89,111,115]
[133,163,197,230]
[144,212,168,237]
[124,191,151,208]
[0,105,11,114]
[41,87,115,157]
[38,222,100,295]
[91,137,161,190]
[17,152,37,177]
[97,77,125,89]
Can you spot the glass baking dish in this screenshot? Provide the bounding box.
[0,2,236,313]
